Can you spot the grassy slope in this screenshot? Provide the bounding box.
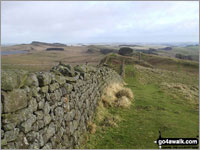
[157,46,199,58]
[82,61,199,149]
[1,50,104,72]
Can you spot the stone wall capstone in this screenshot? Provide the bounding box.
[1,63,123,149]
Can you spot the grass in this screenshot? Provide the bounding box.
[1,50,103,72]
[156,46,199,58]
[82,64,199,149]
[2,45,199,149]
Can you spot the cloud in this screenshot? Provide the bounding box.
[1,1,199,44]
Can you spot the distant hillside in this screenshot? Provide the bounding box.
[100,53,199,74]
[1,41,68,52]
[31,41,67,47]
[87,45,118,55]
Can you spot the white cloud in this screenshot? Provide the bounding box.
[1,1,199,44]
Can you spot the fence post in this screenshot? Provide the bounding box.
[120,59,125,79]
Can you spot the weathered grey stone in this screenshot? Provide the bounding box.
[43,123,56,143]
[63,102,70,112]
[6,142,16,149]
[63,83,73,93]
[26,131,39,143]
[55,75,66,85]
[21,114,36,133]
[32,122,39,131]
[1,97,3,114]
[1,70,28,91]
[78,101,83,109]
[86,99,90,108]
[75,110,81,122]
[55,90,62,101]
[4,128,19,142]
[1,129,4,138]
[54,107,64,117]
[38,98,45,109]
[44,102,51,114]
[44,114,51,125]
[31,87,40,97]
[1,139,7,146]
[29,97,38,112]
[61,120,66,128]
[35,110,44,120]
[50,136,58,148]
[61,87,67,95]
[74,65,87,73]
[0,64,125,149]
[58,97,64,106]
[40,86,49,93]
[14,132,29,149]
[69,109,76,120]
[45,93,51,101]
[64,113,71,122]
[25,73,39,87]
[29,142,40,149]
[37,120,45,129]
[73,120,79,130]
[37,72,52,86]
[24,86,32,99]
[62,135,71,148]
[4,122,17,131]
[23,137,29,146]
[39,134,44,147]
[65,76,77,83]
[42,142,52,149]
[75,65,97,73]
[69,122,75,135]
[50,90,61,101]
[51,64,75,77]
[69,101,75,109]
[2,107,32,125]
[2,89,28,113]
[49,83,59,92]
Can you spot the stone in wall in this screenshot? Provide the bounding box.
[1,63,124,149]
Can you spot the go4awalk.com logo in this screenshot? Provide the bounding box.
[154,131,199,149]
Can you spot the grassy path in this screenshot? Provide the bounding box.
[82,65,199,149]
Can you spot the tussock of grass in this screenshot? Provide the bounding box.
[93,83,134,132]
[115,96,131,108]
[101,83,123,106]
[88,122,97,134]
[160,82,198,103]
[101,83,134,108]
[103,115,121,127]
[116,88,134,100]
[96,101,110,122]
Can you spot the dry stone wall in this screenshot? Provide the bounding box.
[1,64,123,149]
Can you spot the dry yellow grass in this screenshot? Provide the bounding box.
[115,96,132,108]
[101,83,134,108]
[160,82,198,103]
[96,101,110,122]
[94,82,133,130]
[88,122,97,134]
[116,88,134,100]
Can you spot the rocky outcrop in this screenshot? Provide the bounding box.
[1,64,123,149]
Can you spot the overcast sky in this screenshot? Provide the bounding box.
[1,1,199,44]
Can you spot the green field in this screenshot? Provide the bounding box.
[1,45,199,149]
[157,46,199,60]
[81,57,199,149]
